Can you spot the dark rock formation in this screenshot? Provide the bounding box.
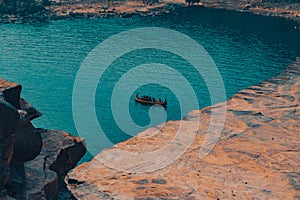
[22,129,86,199]
[67,58,300,199]
[0,80,43,198]
[0,80,23,197]
[0,0,46,14]
[0,78,86,199]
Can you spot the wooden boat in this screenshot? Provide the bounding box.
[135,94,167,107]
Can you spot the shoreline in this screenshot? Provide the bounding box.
[200,0,300,23]
[1,1,299,199]
[66,57,300,199]
[0,1,181,24]
[0,0,299,24]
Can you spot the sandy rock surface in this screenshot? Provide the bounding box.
[67,58,300,199]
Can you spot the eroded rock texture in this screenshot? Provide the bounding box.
[22,129,86,200]
[67,58,300,199]
[0,78,86,199]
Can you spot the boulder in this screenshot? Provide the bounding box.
[0,79,43,196]
[0,80,21,196]
[0,78,86,199]
[21,129,86,199]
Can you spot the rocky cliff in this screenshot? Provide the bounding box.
[66,58,300,199]
[0,79,86,199]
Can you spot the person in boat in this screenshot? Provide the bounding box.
[164,99,167,103]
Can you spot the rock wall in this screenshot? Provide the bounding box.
[0,79,86,200]
[66,58,300,199]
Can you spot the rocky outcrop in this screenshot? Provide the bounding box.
[22,129,86,199]
[47,1,176,20]
[66,58,300,199]
[0,78,86,199]
[1,0,299,24]
[0,79,40,197]
[199,0,300,22]
[44,0,300,23]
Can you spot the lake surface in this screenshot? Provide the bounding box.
[1,7,300,162]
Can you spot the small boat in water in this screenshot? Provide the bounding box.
[135,94,167,107]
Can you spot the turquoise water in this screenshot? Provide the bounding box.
[1,7,300,162]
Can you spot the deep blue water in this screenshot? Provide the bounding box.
[1,7,300,162]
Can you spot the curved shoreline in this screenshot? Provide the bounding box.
[67,57,300,199]
[0,1,299,24]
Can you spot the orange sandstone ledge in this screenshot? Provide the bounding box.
[66,58,300,199]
